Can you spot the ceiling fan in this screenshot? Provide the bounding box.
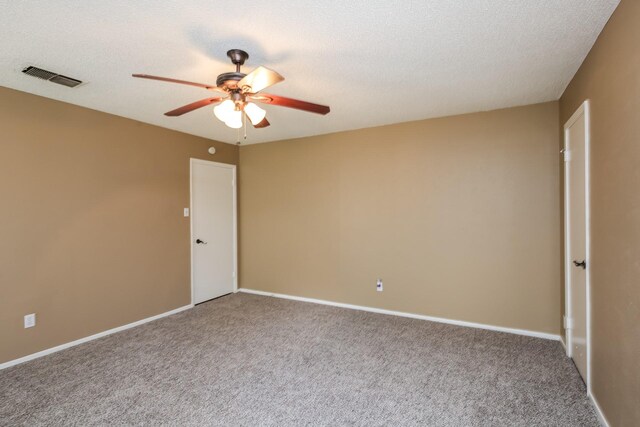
[133,49,330,131]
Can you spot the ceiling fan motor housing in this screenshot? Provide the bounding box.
[216,72,246,88]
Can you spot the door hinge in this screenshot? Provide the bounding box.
[563,149,571,162]
[564,316,574,330]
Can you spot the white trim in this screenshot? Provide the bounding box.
[0,304,192,370]
[190,158,238,306]
[238,288,560,341]
[564,101,589,130]
[585,100,592,397]
[559,335,567,351]
[563,100,592,393]
[563,122,572,358]
[590,393,610,427]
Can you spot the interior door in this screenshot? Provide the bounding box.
[191,160,236,304]
[565,103,589,384]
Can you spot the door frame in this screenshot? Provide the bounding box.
[189,158,238,305]
[563,100,591,394]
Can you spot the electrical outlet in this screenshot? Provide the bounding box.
[376,279,383,292]
[24,313,36,328]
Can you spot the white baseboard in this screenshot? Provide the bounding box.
[238,288,560,341]
[0,304,193,370]
[589,392,610,427]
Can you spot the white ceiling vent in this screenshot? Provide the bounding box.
[22,66,82,88]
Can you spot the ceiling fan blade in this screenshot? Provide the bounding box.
[249,94,330,115]
[253,117,270,128]
[238,66,284,93]
[164,97,223,116]
[132,74,226,93]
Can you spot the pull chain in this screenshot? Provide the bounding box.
[244,112,248,141]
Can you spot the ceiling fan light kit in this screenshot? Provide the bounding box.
[133,49,330,141]
[225,109,243,129]
[213,99,235,121]
[243,102,266,125]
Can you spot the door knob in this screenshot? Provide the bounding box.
[573,260,586,269]
[196,239,207,245]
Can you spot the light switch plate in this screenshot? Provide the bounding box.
[24,313,36,328]
[183,208,189,217]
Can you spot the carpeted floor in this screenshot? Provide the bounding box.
[1,293,598,426]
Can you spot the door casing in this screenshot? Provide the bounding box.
[563,100,591,394]
[190,158,238,305]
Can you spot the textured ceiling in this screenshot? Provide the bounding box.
[0,0,619,144]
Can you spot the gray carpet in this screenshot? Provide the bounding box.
[1,293,598,426]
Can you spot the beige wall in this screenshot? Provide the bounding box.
[239,102,561,334]
[0,86,237,364]
[560,0,640,424]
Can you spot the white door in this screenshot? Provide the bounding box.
[564,101,590,385]
[191,159,236,304]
